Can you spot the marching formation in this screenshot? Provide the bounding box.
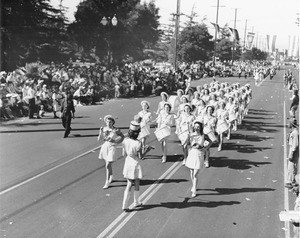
[96,80,252,210]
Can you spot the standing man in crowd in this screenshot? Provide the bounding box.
[290,89,299,118]
[61,92,75,138]
[27,82,36,119]
[285,118,299,190]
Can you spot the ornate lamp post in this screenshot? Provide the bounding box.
[100,15,118,65]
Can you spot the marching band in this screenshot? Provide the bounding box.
[98,80,253,201]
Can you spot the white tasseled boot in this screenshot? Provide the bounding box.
[122,189,130,210]
[108,175,114,184]
[133,191,142,207]
[191,179,196,198]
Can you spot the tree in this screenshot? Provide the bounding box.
[68,0,160,66]
[1,0,71,71]
[216,38,233,62]
[177,24,213,63]
[240,47,268,61]
[215,25,241,63]
[251,47,268,60]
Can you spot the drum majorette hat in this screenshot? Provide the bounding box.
[104,115,115,123]
[160,92,169,98]
[163,102,172,110]
[206,105,215,113]
[194,91,200,96]
[184,103,193,111]
[177,89,184,95]
[193,120,203,127]
[130,121,141,131]
[181,95,189,102]
[141,100,150,108]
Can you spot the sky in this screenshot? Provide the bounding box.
[51,0,300,51]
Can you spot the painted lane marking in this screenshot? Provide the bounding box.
[97,161,181,238]
[99,147,220,238]
[0,145,102,195]
[283,101,290,238]
[0,136,158,196]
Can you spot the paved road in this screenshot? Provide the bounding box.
[0,67,298,238]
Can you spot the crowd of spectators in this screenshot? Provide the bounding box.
[0,60,278,121]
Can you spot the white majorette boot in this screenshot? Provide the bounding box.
[122,190,130,211]
[133,191,142,207]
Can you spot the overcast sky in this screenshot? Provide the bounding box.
[51,0,300,51]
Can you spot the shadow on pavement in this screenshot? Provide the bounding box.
[222,142,272,154]
[196,187,275,195]
[230,133,274,142]
[134,199,240,211]
[140,178,188,186]
[239,120,279,134]
[247,109,277,115]
[210,156,271,170]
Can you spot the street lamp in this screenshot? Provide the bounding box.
[101,15,118,26]
[100,15,118,65]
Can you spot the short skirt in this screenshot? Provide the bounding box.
[123,156,143,180]
[98,141,117,162]
[185,148,204,170]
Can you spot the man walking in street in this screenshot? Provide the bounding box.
[61,92,75,138]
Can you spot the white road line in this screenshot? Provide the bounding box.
[0,145,102,196]
[256,77,266,87]
[0,136,159,195]
[98,144,220,238]
[97,161,181,238]
[283,101,290,238]
[107,162,182,238]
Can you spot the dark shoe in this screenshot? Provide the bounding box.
[285,183,293,189]
[37,116,41,119]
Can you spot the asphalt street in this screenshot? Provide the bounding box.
[0,67,298,238]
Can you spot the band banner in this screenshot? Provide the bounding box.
[246,32,255,50]
[211,22,220,39]
[229,27,240,41]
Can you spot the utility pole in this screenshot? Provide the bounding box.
[213,0,220,66]
[243,19,248,51]
[296,13,300,104]
[174,0,181,71]
[231,8,237,65]
[212,0,225,66]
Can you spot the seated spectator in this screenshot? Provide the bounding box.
[7,95,24,117]
[0,98,11,120]
[83,85,95,105]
